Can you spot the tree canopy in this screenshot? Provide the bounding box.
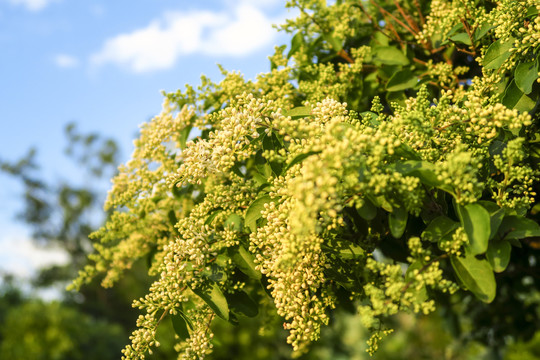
[71,0,540,359]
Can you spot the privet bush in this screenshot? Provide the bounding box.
[70,0,540,358]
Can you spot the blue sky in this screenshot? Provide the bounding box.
[0,0,293,281]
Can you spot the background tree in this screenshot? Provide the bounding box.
[0,125,178,359]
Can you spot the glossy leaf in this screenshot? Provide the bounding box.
[225,214,243,232]
[514,60,538,94]
[451,251,496,303]
[245,195,271,232]
[322,31,343,52]
[502,80,537,112]
[526,5,539,18]
[230,245,261,280]
[356,197,377,221]
[386,70,417,92]
[283,106,311,119]
[226,291,259,317]
[486,240,511,273]
[204,208,223,226]
[474,23,494,41]
[498,215,540,240]
[288,31,303,58]
[478,201,505,240]
[284,151,321,172]
[179,126,192,149]
[202,263,226,282]
[483,38,515,69]
[457,203,490,255]
[191,282,229,320]
[392,160,441,187]
[389,206,408,238]
[422,216,459,242]
[171,314,190,339]
[329,241,365,259]
[373,46,409,66]
[449,32,471,45]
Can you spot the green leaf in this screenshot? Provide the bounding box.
[498,215,540,240]
[474,23,494,41]
[230,245,261,280]
[526,5,539,18]
[486,240,511,273]
[356,197,377,221]
[168,210,178,229]
[451,251,496,303]
[202,263,226,282]
[422,216,459,242]
[477,201,505,240]
[230,163,244,178]
[389,206,408,238]
[449,32,471,46]
[457,203,490,255]
[245,195,271,232]
[514,60,538,94]
[360,111,380,127]
[323,241,365,259]
[284,151,321,172]
[179,126,192,149]
[386,69,418,92]
[171,313,190,339]
[224,214,243,232]
[392,160,441,187]
[483,37,515,69]
[373,46,409,66]
[445,23,464,38]
[283,106,312,119]
[262,132,283,152]
[205,208,223,226]
[502,80,537,112]
[288,31,303,58]
[191,282,229,320]
[393,143,422,160]
[322,31,343,52]
[226,291,259,317]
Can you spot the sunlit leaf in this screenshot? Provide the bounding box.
[422,216,459,242]
[245,195,272,232]
[386,70,418,92]
[389,206,408,238]
[486,240,511,273]
[373,46,409,65]
[483,38,515,69]
[451,251,496,303]
[457,203,490,255]
[229,245,261,280]
[191,282,229,321]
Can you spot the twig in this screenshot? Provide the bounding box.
[393,0,421,34]
[370,0,418,36]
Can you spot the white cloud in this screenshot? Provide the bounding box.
[54,54,79,68]
[8,0,58,12]
[91,3,285,73]
[0,233,69,279]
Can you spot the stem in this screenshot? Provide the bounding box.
[370,0,417,35]
[460,18,477,56]
[393,0,421,34]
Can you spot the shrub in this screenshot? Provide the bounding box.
[71,0,540,358]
